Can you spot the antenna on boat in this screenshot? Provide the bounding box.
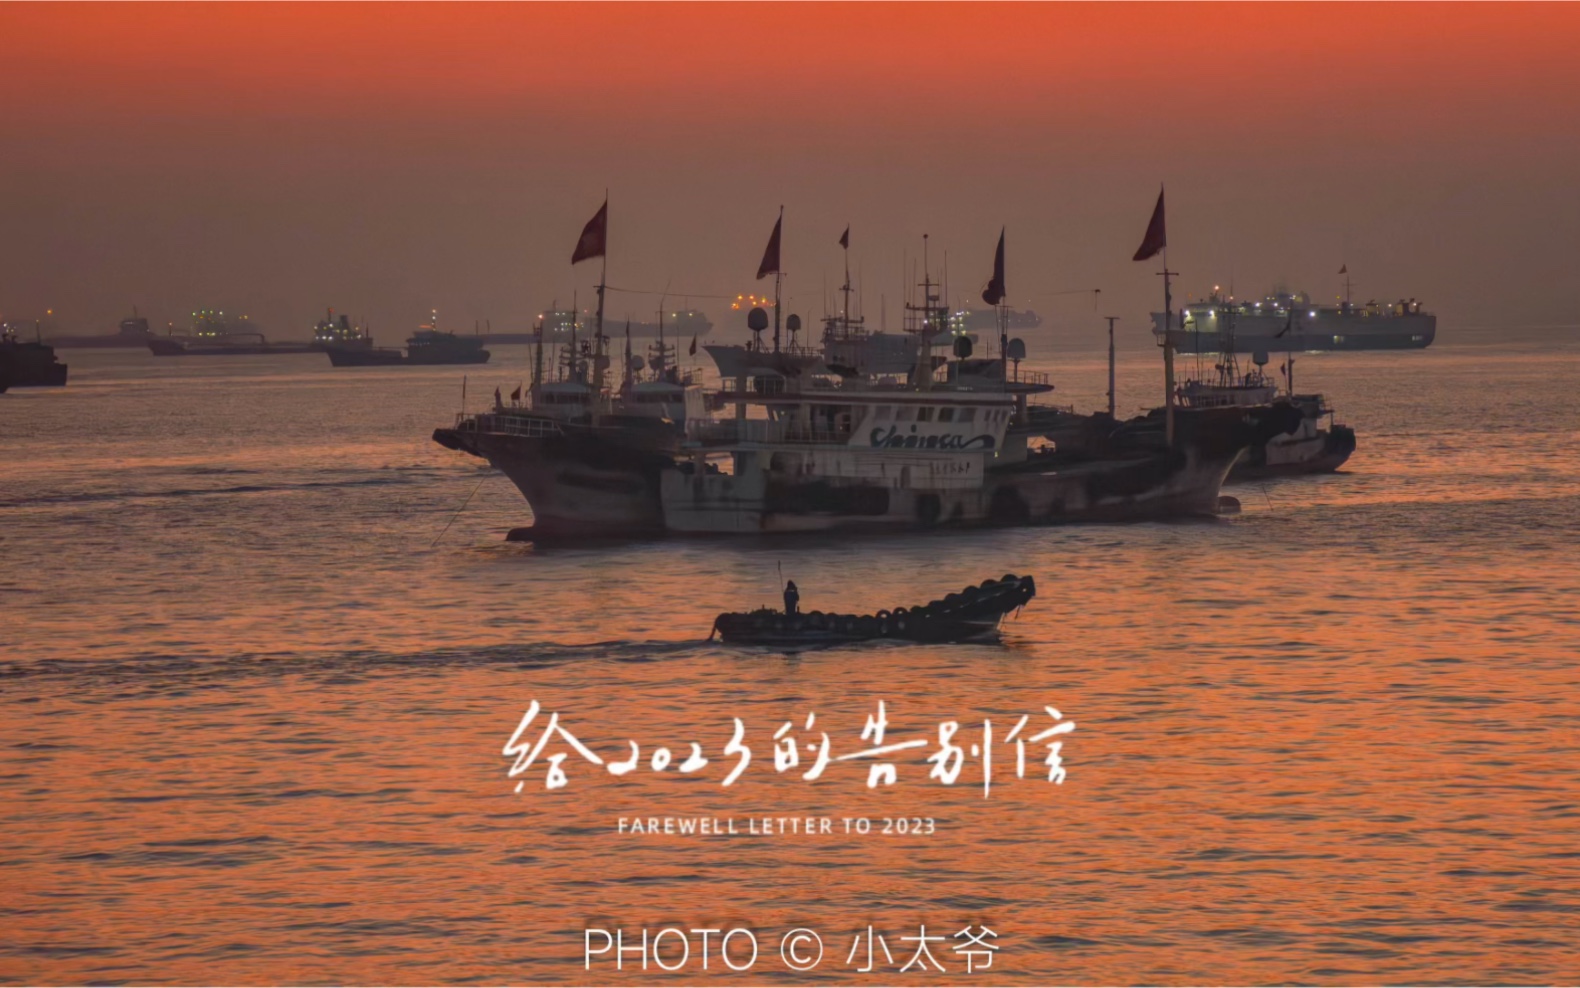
[531,315,544,402]
[840,224,853,335]
[657,282,669,378]
[1105,316,1118,418]
[623,319,633,391]
[916,234,933,389]
[568,289,578,383]
[594,192,609,405]
[1163,254,1176,445]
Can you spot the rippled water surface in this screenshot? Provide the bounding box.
[4,338,1580,984]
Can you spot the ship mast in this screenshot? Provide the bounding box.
[1105,316,1118,418]
[658,297,666,375]
[531,315,544,402]
[593,249,607,412]
[912,235,935,390]
[568,290,578,384]
[840,229,853,338]
[773,205,784,353]
[623,319,633,391]
[1162,257,1176,446]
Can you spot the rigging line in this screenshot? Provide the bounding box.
[431,473,489,548]
[1024,287,1103,298]
[602,284,743,300]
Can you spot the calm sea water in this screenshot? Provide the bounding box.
[4,335,1580,985]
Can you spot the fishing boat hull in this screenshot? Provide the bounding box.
[0,340,69,387]
[326,346,410,366]
[328,346,491,366]
[148,338,317,356]
[1229,422,1356,479]
[711,575,1036,646]
[660,445,1236,533]
[662,403,1301,534]
[432,413,677,538]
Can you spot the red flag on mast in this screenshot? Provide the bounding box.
[756,212,782,280]
[689,334,697,356]
[1339,263,1347,274]
[1132,187,1167,262]
[982,227,1006,306]
[838,225,849,249]
[571,199,607,265]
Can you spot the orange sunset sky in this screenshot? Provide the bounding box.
[2,2,1577,340]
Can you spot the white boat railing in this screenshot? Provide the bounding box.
[689,419,852,447]
[454,412,565,438]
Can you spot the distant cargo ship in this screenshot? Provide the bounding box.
[311,310,372,350]
[1154,287,1435,353]
[148,309,316,355]
[49,310,156,349]
[950,307,1042,332]
[324,316,490,366]
[481,308,715,345]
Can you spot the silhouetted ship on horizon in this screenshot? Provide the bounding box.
[148,309,316,355]
[480,308,716,345]
[311,310,373,351]
[324,316,490,366]
[952,307,1042,332]
[0,323,69,390]
[1155,284,1436,353]
[47,310,157,349]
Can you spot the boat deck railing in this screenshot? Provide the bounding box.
[453,412,565,438]
[688,419,852,447]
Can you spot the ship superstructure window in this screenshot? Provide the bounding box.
[874,405,893,421]
[896,406,917,422]
[917,407,935,422]
[937,407,955,422]
[959,407,977,422]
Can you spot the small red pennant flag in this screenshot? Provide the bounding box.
[571,199,607,265]
[981,227,1006,306]
[1132,186,1167,262]
[757,210,782,280]
[839,225,849,249]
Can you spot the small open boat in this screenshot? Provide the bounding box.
[710,574,1036,646]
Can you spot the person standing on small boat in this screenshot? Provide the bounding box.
[783,580,800,616]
